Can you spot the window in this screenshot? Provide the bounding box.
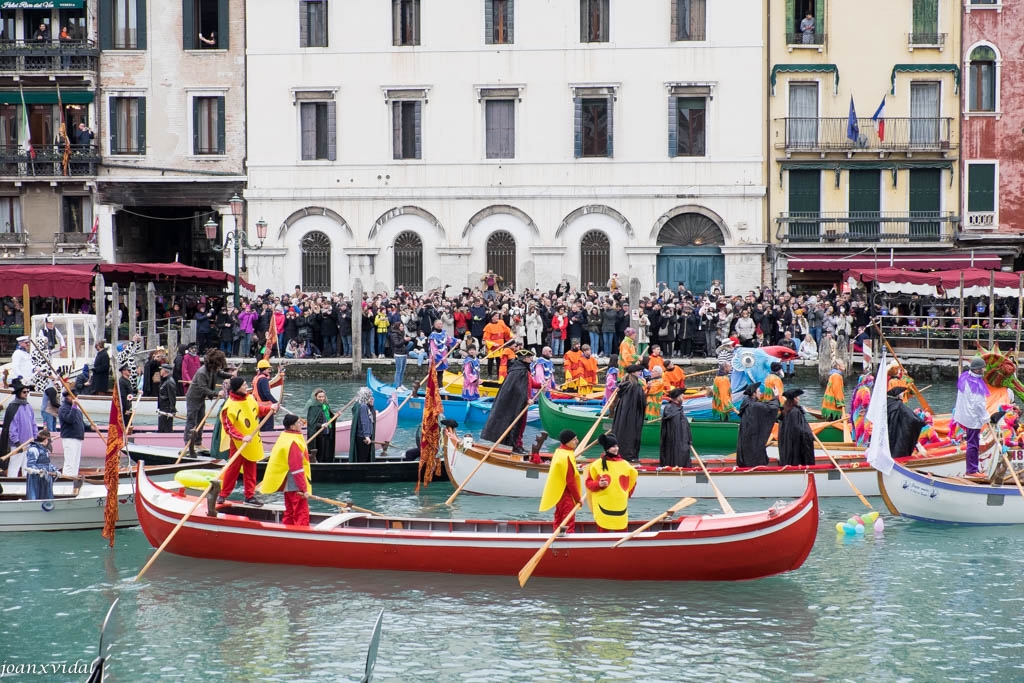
[787,0,824,45]
[669,96,706,157]
[968,46,997,112]
[394,231,423,291]
[300,0,329,47]
[100,0,146,50]
[61,196,92,233]
[193,96,225,155]
[300,231,331,292]
[109,97,146,155]
[909,81,940,147]
[787,82,818,148]
[485,99,514,159]
[671,0,705,41]
[910,0,939,45]
[300,101,336,161]
[574,94,613,158]
[486,231,516,290]
[392,100,422,160]
[485,0,513,44]
[0,197,21,233]
[580,0,609,43]
[183,0,228,49]
[392,0,420,46]
[967,163,996,214]
[580,231,609,288]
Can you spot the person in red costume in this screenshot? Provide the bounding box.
[538,429,582,533]
[585,433,638,532]
[218,376,276,506]
[259,413,311,526]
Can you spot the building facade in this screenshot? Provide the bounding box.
[244,0,767,296]
[766,0,1004,291]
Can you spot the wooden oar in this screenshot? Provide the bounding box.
[612,497,697,548]
[517,495,585,588]
[869,320,932,412]
[393,341,463,414]
[682,368,717,378]
[484,338,516,360]
[841,405,852,443]
[444,379,552,506]
[308,493,382,516]
[174,391,226,465]
[306,402,353,444]
[31,340,106,440]
[0,437,34,462]
[1001,453,1024,499]
[811,430,873,510]
[690,445,734,514]
[134,409,276,582]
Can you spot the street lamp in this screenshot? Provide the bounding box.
[205,194,267,307]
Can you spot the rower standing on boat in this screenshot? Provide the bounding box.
[253,359,283,432]
[736,383,779,468]
[886,386,926,459]
[645,366,667,420]
[117,365,134,427]
[577,344,599,389]
[483,312,513,379]
[585,433,638,532]
[953,357,990,478]
[24,430,58,500]
[218,376,276,507]
[710,363,734,421]
[305,388,336,463]
[259,414,311,526]
[9,335,33,384]
[156,364,176,433]
[531,347,554,398]
[480,349,540,454]
[778,388,814,466]
[349,387,376,463]
[57,390,85,476]
[539,429,583,533]
[761,362,784,403]
[611,363,646,462]
[821,360,846,420]
[90,341,110,394]
[617,328,640,375]
[428,318,458,389]
[659,388,692,467]
[662,358,685,392]
[184,349,234,444]
[850,372,874,446]
[0,378,36,477]
[461,346,481,400]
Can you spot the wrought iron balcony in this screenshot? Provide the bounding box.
[908,32,947,48]
[0,40,98,74]
[775,117,955,153]
[776,211,958,244]
[0,144,100,177]
[786,32,826,46]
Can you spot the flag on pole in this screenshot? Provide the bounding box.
[846,96,860,143]
[416,358,442,492]
[864,351,894,474]
[871,96,886,142]
[102,379,126,546]
[18,86,34,160]
[57,83,71,176]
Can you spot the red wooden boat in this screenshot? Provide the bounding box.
[135,465,819,581]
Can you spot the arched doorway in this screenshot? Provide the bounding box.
[486,230,516,290]
[300,231,331,292]
[394,231,423,291]
[580,230,610,288]
[655,212,725,294]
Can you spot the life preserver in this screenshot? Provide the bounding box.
[174,469,222,490]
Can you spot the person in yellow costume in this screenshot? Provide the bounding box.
[538,429,582,533]
[584,433,638,532]
[259,413,312,526]
[217,376,276,506]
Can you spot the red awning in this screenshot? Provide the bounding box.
[98,263,255,291]
[0,264,96,299]
[786,252,1003,271]
[936,268,1021,289]
[843,267,942,287]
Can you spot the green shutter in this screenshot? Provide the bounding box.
[848,170,881,239]
[137,97,147,154]
[605,95,613,157]
[216,96,226,154]
[968,164,995,212]
[136,0,147,49]
[99,0,112,50]
[217,0,229,48]
[909,168,941,241]
[785,0,794,38]
[192,98,200,154]
[912,0,938,37]
[788,170,820,241]
[108,98,118,152]
[182,0,195,49]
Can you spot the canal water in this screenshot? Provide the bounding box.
[4,377,1021,681]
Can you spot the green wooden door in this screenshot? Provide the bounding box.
[909,168,941,241]
[848,170,880,240]
[788,170,820,241]
[656,248,724,295]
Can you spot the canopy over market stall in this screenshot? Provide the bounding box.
[0,263,252,299]
[845,267,1022,297]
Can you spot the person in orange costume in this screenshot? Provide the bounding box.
[662,358,685,391]
[482,312,512,379]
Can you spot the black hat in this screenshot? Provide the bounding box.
[517,349,534,358]
[558,429,577,445]
[11,377,32,393]
[770,362,782,372]
[160,363,173,371]
[668,387,686,399]
[187,341,198,349]
[887,386,908,398]
[229,376,245,393]
[598,433,618,450]
[441,418,459,429]
[782,388,804,400]
[119,364,132,373]
[743,383,760,397]
[283,414,300,429]
[624,363,644,374]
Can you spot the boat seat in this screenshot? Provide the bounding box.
[314,512,371,531]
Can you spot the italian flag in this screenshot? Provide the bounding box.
[19,88,33,159]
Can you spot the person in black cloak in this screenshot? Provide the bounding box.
[305,387,336,463]
[886,386,926,459]
[659,387,692,467]
[480,349,540,453]
[349,387,376,463]
[611,363,647,462]
[736,383,780,468]
[777,388,814,466]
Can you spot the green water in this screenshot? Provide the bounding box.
[5,378,1020,682]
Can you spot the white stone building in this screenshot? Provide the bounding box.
[244,0,767,296]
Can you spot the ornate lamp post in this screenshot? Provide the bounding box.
[205,194,267,307]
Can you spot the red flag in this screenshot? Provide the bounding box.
[102,379,126,546]
[415,358,442,492]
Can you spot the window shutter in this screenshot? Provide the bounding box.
[299,0,309,46]
[814,0,825,34]
[392,101,401,159]
[99,0,112,50]
[605,95,614,157]
[667,96,677,157]
[485,0,493,44]
[785,0,794,37]
[968,164,995,212]
[600,0,609,41]
[573,96,582,158]
[326,102,337,161]
[412,0,420,45]
[300,103,315,159]
[192,98,200,154]
[413,100,422,158]
[217,0,230,48]
[182,0,195,49]
[670,0,678,40]
[137,97,147,154]
[506,0,513,42]
[391,0,400,45]
[579,0,586,42]
[216,96,226,153]
[136,0,147,49]
[108,99,118,153]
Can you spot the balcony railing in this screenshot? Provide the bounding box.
[0,144,100,177]
[775,117,955,152]
[54,231,97,255]
[908,32,947,48]
[786,32,826,46]
[776,211,958,243]
[0,40,98,73]
[965,211,996,229]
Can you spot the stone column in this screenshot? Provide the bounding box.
[94,273,105,347]
[94,204,118,263]
[127,282,137,341]
[146,282,157,348]
[109,283,119,347]
[351,278,363,375]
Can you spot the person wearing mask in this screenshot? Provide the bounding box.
[735,383,778,468]
[611,363,646,462]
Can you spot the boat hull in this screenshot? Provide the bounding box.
[135,465,819,581]
[0,481,137,532]
[367,369,537,424]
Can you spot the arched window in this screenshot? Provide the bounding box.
[394,231,423,291]
[968,45,997,112]
[300,231,331,292]
[580,230,610,289]
[486,230,516,290]
[657,212,726,246]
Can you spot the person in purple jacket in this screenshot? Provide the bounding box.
[237,302,258,358]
